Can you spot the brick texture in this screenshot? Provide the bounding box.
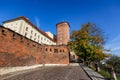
[56,22,70,45]
[0,27,69,67]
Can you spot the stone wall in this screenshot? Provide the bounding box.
[0,26,69,67]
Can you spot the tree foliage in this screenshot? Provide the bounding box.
[68,22,108,62]
[106,55,120,73]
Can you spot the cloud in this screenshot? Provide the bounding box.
[111,34,120,42]
[35,16,40,28]
[111,47,120,51]
[104,34,120,56]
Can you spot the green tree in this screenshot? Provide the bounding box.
[68,22,108,63]
[106,55,120,73]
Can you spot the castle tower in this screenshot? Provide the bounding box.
[56,22,70,45]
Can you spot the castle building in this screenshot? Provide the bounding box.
[2,16,70,46]
[0,16,71,67]
[3,16,56,45]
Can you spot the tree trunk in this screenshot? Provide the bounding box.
[95,62,100,72]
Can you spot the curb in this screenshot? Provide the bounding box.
[79,63,92,80]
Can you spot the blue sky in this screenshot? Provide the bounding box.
[0,0,120,56]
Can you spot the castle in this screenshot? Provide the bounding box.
[3,16,70,45]
[0,16,70,67]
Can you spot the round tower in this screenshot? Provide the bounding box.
[56,22,70,45]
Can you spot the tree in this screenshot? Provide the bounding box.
[106,55,120,73]
[68,22,108,63]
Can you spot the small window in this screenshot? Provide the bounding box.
[25,33,27,37]
[63,50,65,52]
[34,38,36,41]
[31,30,33,34]
[27,42,29,45]
[35,33,36,36]
[13,33,16,39]
[38,40,39,42]
[54,49,58,53]
[50,48,52,52]
[46,48,48,51]
[26,27,28,31]
[41,37,43,40]
[2,30,6,35]
[30,36,32,39]
[60,49,62,52]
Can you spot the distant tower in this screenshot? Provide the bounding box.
[56,22,70,45]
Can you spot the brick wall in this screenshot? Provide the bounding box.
[56,22,70,45]
[0,27,69,67]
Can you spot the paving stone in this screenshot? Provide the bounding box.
[0,63,91,80]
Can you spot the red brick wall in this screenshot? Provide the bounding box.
[0,27,69,67]
[56,22,70,45]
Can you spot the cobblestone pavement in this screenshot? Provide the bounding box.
[0,64,91,80]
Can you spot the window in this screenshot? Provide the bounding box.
[34,38,36,41]
[44,38,46,41]
[31,30,33,34]
[46,48,48,51]
[13,33,16,39]
[30,36,32,39]
[25,32,27,37]
[41,37,43,40]
[38,35,40,38]
[26,27,28,31]
[60,49,62,52]
[38,40,39,42]
[50,48,52,52]
[35,33,36,36]
[54,49,58,53]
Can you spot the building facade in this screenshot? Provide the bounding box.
[0,16,71,67]
[3,16,56,45]
[2,16,70,46]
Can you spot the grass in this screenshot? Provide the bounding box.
[90,67,120,80]
[90,67,110,79]
[117,77,120,80]
[90,67,96,71]
[98,69,110,79]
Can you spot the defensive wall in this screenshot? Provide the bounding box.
[0,26,70,67]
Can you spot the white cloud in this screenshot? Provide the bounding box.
[104,34,120,56]
[35,16,40,28]
[111,34,120,42]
